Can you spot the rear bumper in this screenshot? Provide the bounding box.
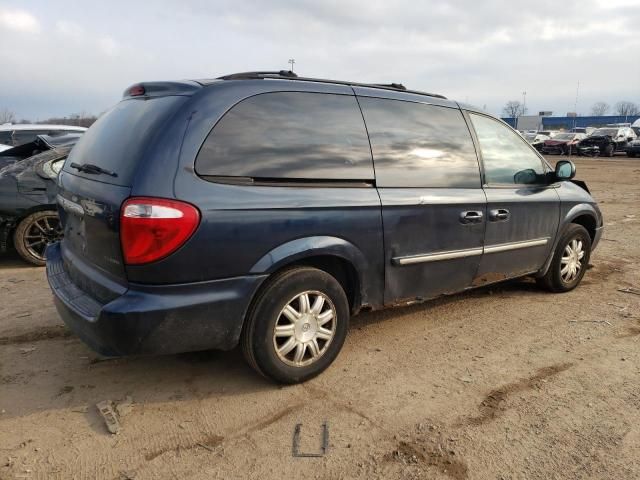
[46,242,267,356]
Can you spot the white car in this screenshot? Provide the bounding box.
[0,124,87,148]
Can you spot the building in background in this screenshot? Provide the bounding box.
[503,115,640,131]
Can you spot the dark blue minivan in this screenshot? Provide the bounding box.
[47,71,603,383]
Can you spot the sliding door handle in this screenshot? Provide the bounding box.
[489,208,510,222]
[459,210,484,224]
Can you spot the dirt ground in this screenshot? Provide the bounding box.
[1,155,639,480]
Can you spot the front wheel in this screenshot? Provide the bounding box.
[13,211,62,266]
[241,267,350,384]
[537,224,592,293]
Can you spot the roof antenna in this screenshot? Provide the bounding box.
[288,58,295,73]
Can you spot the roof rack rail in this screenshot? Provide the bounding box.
[217,70,297,80]
[212,71,446,99]
[373,83,406,91]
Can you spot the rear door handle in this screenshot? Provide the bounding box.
[459,210,484,224]
[489,208,510,222]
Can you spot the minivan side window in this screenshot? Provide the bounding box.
[196,92,374,181]
[358,98,480,188]
[469,113,546,185]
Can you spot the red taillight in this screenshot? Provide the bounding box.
[120,197,200,265]
[128,84,146,96]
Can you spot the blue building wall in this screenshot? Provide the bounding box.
[502,115,640,130]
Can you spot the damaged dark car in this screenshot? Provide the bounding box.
[541,132,586,155]
[577,127,637,157]
[0,135,79,265]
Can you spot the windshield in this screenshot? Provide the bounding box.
[591,128,617,137]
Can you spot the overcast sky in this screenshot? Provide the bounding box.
[0,0,638,120]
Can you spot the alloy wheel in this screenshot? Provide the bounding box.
[22,214,62,261]
[560,238,584,283]
[273,290,337,367]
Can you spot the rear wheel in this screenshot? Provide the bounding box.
[605,144,615,157]
[241,267,349,384]
[537,224,591,293]
[13,211,62,266]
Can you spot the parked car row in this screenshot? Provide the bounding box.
[0,124,86,151]
[524,126,637,157]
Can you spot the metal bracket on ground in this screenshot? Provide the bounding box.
[292,422,329,457]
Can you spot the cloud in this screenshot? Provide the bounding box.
[98,36,119,56]
[0,0,638,119]
[55,20,84,39]
[0,7,40,33]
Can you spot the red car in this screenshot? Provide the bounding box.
[542,133,586,155]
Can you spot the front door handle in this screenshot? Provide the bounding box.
[459,210,484,224]
[489,208,510,222]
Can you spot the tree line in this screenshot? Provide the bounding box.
[0,108,98,128]
[502,100,639,118]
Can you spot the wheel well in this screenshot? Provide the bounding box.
[571,214,596,242]
[273,255,361,313]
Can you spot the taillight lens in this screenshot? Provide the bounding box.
[128,84,145,96]
[120,197,200,265]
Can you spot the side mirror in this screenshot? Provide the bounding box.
[513,168,538,184]
[555,160,576,180]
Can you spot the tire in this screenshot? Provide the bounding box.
[627,152,635,158]
[605,145,615,157]
[13,211,62,266]
[537,224,592,293]
[241,267,350,384]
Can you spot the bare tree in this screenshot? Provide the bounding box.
[0,107,16,124]
[590,102,610,116]
[502,100,525,118]
[38,112,98,128]
[614,101,640,117]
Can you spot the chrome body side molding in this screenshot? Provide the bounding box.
[392,238,549,266]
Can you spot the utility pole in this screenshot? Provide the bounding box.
[573,80,580,129]
[522,91,527,116]
[288,58,295,73]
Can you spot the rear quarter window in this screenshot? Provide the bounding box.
[195,92,374,181]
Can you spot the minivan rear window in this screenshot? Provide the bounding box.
[358,98,481,188]
[63,96,185,186]
[195,92,374,181]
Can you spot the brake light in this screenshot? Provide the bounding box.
[128,84,145,96]
[120,197,200,265]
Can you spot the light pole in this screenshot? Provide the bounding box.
[288,58,295,73]
[573,80,580,129]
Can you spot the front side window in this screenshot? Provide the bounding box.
[195,92,374,181]
[358,98,480,188]
[469,113,546,185]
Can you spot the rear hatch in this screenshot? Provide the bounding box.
[56,86,195,300]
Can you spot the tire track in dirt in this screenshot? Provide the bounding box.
[464,362,574,426]
[0,325,72,345]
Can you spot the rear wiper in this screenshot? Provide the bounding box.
[69,162,117,177]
